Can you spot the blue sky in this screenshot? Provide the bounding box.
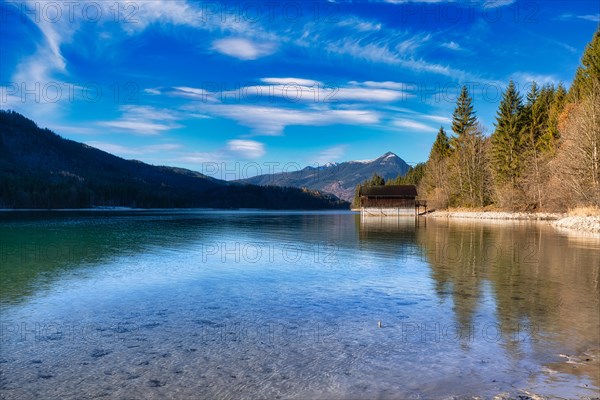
[1,0,598,179]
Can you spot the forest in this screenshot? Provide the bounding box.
[0,111,348,210]
[355,29,599,212]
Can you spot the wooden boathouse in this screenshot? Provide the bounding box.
[359,185,427,216]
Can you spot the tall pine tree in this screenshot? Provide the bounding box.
[569,29,600,101]
[451,86,477,138]
[490,80,525,190]
[521,82,553,208]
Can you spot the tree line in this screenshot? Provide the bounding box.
[357,29,599,212]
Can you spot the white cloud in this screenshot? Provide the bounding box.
[397,34,431,53]
[511,72,559,87]
[570,14,600,22]
[262,79,410,102]
[198,104,380,135]
[315,145,347,164]
[579,14,600,22]
[165,78,411,104]
[86,141,181,155]
[326,39,469,80]
[97,105,183,135]
[171,86,217,101]
[261,77,322,86]
[98,120,176,134]
[178,151,220,164]
[441,41,461,51]
[393,119,436,132]
[424,115,452,124]
[226,140,266,159]
[354,81,413,90]
[384,0,517,8]
[337,18,382,32]
[335,87,408,102]
[383,0,448,3]
[178,139,267,164]
[212,38,277,60]
[482,0,516,8]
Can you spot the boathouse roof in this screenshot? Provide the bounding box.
[359,185,418,198]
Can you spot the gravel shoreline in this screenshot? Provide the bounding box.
[429,211,559,220]
[428,211,600,234]
[551,215,600,233]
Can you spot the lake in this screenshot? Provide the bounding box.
[0,211,598,399]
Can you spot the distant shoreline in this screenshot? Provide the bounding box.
[0,208,358,214]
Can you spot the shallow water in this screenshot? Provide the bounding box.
[0,211,598,399]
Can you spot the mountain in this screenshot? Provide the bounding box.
[236,152,411,202]
[0,110,348,210]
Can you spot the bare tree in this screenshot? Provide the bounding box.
[552,82,600,207]
[448,124,491,207]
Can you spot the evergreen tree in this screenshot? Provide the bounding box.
[422,128,452,208]
[451,85,477,138]
[369,173,385,186]
[490,80,525,190]
[532,84,556,152]
[526,81,540,105]
[522,82,548,148]
[569,29,600,101]
[430,127,451,160]
[546,83,567,145]
[448,124,490,207]
[521,82,553,208]
[351,184,361,209]
[389,163,425,185]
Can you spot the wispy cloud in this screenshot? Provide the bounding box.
[212,38,277,60]
[259,79,412,102]
[97,105,183,135]
[161,79,410,104]
[511,72,559,86]
[383,0,448,3]
[197,104,380,136]
[383,0,516,7]
[397,33,432,53]
[226,140,266,159]
[441,41,462,51]
[315,145,347,164]
[577,14,600,22]
[326,39,469,79]
[147,77,418,135]
[337,19,382,32]
[482,0,516,9]
[424,115,452,124]
[353,81,413,90]
[178,139,267,164]
[393,119,436,132]
[557,13,600,23]
[86,141,181,156]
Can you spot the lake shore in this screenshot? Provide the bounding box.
[428,210,600,234]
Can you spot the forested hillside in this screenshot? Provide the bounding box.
[0,111,348,210]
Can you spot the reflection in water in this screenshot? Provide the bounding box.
[363,216,600,396]
[0,211,598,399]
